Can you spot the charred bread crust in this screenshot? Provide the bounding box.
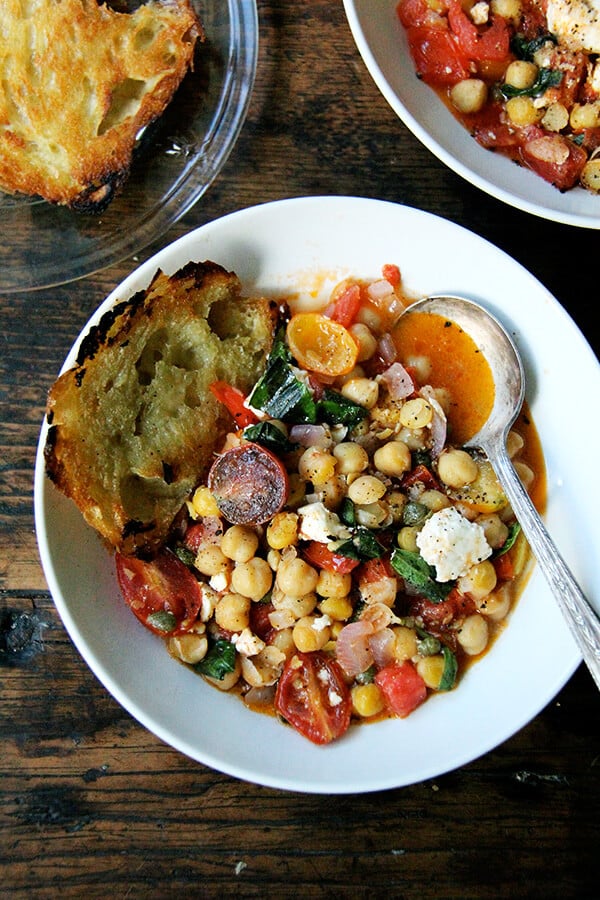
[44,261,277,557]
[0,0,203,211]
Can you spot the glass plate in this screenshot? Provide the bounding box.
[0,0,258,293]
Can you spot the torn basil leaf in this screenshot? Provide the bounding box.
[500,67,562,99]
[334,527,385,561]
[438,645,458,691]
[390,548,454,603]
[317,389,368,429]
[243,420,297,454]
[248,355,317,422]
[195,638,236,680]
[493,521,521,558]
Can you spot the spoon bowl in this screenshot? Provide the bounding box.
[404,295,600,690]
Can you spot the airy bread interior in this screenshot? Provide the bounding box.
[0,0,203,210]
[45,261,277,556]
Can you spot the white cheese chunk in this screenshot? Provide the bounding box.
[416,507,492,583]
[297,501,351,543]
[546,0,600,54]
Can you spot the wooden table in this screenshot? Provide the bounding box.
[1,2,598,897]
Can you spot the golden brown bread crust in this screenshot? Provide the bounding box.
[0,0,203,211]
[44,261,277,557]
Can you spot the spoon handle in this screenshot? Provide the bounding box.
[485,444,600,692]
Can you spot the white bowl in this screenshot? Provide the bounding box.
[343,0,600,229]
[35,196,599,794]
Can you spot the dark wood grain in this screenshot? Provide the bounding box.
[1,2,599,897]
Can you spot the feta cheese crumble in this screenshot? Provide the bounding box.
[416,507,492,582]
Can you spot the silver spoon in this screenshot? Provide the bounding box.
[404,295,600,691]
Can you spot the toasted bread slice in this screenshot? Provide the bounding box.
[44,261,277,556]
[0,0,202,211]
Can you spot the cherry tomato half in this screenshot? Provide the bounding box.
[286,313,359,377]
[115,549,203,636]
[275,652,352,745]
[208,442,289,525]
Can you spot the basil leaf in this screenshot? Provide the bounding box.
[438,645,458,691]
[493,521,521,558]
[339,497,357,527]
[195,638,236,680]
[500,67,562,99]
[334,527,386,561]
[390,548,454,603]
[511,32,557,61]
[243,420,297,454]
[412,449,432,469]
[317,389,368,429]
[248,356,317,422]
[147,610,177,633]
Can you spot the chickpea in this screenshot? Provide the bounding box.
[341,377,379,409]
[457,614,489,656]
[420,489,451,512]
[514,461,534,490]
[266,512,299,550]
[387,489,407,523]
[581,158,600,193]
[347,474,387,505]
[570,101,600,131]
[292,615,331,652]
[351,682,385,718]
[393,625,418,661]
[194,544,231,578]
[491,0,521,22]
[214,592,251,632]
[416,654,446,690]
[191,485,220,517]
[399,397,433,429]
[437,448,478,488]
[505,96,542,127]
[405,354,431,381]
[220,524,259,562]
[477,584,511,621]
[317,568,352,599]
[355,501,389,528]
[168,631,208,665]
[272,591,318,619]
[373,440,411,477]
[450,78,487,114]
[506,430,524,458]
[397,525,421,552]
[348,322,378,361]
[231,557,273,600]
[276,555,319,596]
[457,560,497,602]
[504,59,538,91]
[476,513,509,549]
[333,441,369,475]
[542,102,569,132]
[319,595,353,621]
[298,446,336,485]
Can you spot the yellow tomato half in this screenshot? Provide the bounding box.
[286,313,358,377]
